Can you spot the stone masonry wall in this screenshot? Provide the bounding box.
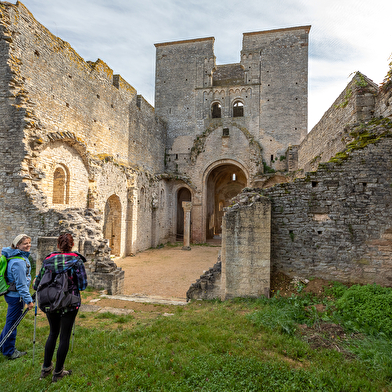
[221,194,271,299]
[261,118,392,286]
[0,2,169,265]
[297,73,378,172]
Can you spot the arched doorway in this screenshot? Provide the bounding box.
[206,164,246,239]
[177,187,191,241]
[103,194,122,256]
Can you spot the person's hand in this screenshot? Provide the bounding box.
[27,302,34,310]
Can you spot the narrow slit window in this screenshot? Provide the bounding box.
[53,166,69,204]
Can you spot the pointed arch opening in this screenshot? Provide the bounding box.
[103,194,122,256]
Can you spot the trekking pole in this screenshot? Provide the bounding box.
[0,307,30,349]
[32,293,38,365]
[71,321,76,352]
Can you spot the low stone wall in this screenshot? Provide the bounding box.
[186,256,222,301]
[263,118,392,285]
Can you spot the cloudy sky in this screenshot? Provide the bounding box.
[13,0,392,130]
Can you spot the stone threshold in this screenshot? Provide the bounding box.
[100,294,188,306]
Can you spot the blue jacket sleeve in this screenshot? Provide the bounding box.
[10,259,33,304]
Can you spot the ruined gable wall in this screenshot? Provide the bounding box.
[376,88,392,119]
[297,74,378,172]
[262,126,392,286]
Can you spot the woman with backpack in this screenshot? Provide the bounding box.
[33,233,87,382]
[0,234,34,360]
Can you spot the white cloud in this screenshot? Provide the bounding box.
[12,0,392,129]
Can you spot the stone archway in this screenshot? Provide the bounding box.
[103,194,122,256]
[206,164,247,239]
[177,187,191,240]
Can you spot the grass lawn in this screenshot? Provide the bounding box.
[1,283,392,391]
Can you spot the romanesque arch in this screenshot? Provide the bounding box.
[204,160,248,240]
[38,140,89,208]
[176,187,192,240]
[103,194,122,256]
[52,164,69,204]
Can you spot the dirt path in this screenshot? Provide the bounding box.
[114,244,221,299]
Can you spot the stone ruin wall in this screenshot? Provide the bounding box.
[263,124,392,286]
[0,2,172,294]
[220,195,271,300]
[297,73,378,173]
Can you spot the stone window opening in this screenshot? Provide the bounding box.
[232,173,236,181]
[312,181,318,188]
[233,101,244,117]
[271,154,274,162]
[52,165,69,205]
[175,154,179,160]
[223,128,229,137]
[211,102,221,118]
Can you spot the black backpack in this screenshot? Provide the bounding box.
[36,269,80,313]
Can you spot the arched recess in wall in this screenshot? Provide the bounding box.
[38,140,90,208]
[204,160,248,240]
[52,164,70,205]
[103,194,122,256]
[176,187,192,240]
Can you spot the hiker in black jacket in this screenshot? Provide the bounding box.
[33,233,87,382]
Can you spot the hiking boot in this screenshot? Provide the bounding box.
[52,368,72,383]
[40,362,54,380]
[8,349,27,360]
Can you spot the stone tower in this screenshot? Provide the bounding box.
[154,26,310,242]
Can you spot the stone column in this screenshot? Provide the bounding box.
[182,201,192,250]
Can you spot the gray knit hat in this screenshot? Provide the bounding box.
[12,234,30,248]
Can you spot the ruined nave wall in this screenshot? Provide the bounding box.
[263,120,392,286]
[297,74,378,172]
[0,2,168,256]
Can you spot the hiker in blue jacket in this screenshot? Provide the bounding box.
[0,234,34,360]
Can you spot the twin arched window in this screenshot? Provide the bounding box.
[211,100,244,118]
